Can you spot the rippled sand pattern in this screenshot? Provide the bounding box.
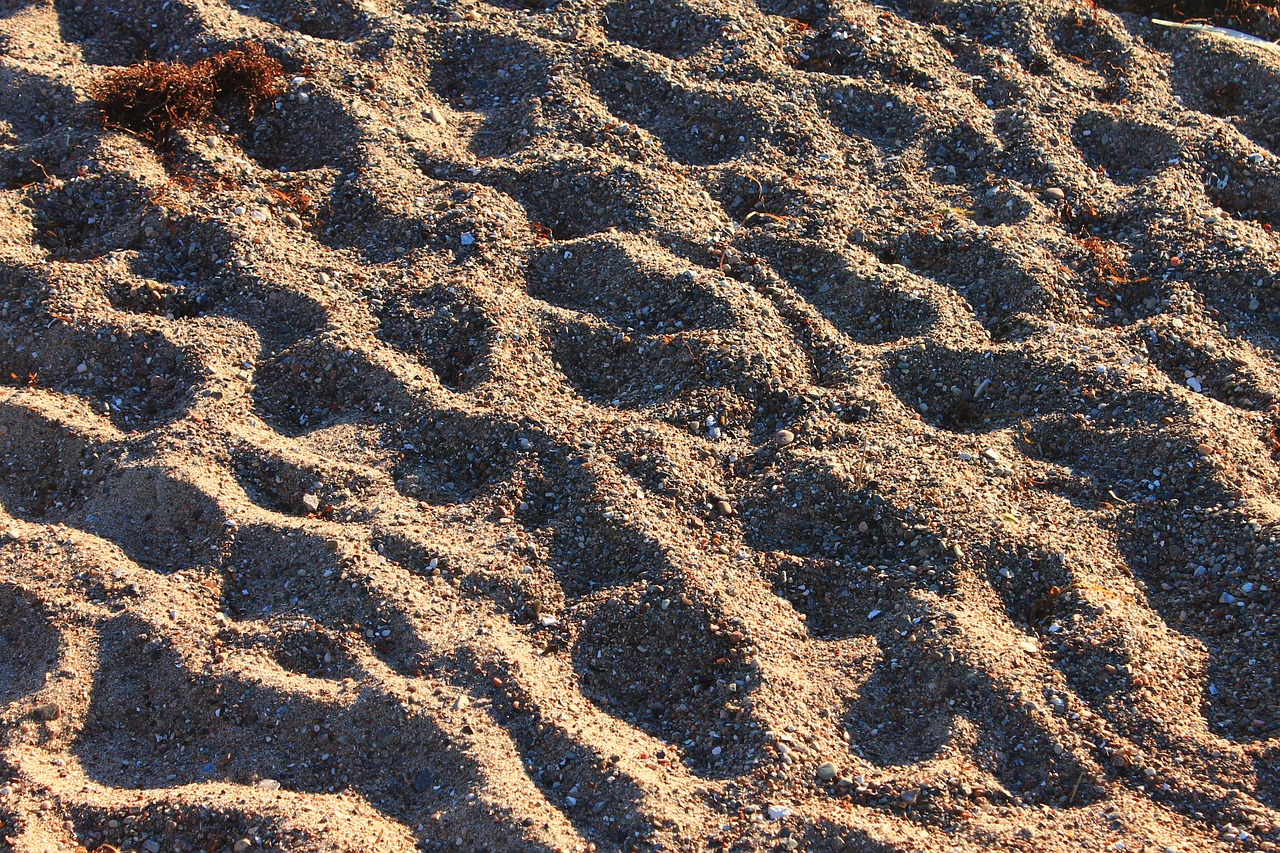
[1,0,1279,850]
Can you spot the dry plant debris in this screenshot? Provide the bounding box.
[90,44,284,143]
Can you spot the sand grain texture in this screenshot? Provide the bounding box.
[0,0,1279,850]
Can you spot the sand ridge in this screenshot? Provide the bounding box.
[0,0,1278,849]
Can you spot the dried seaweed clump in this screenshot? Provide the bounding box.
[91,44,284,144]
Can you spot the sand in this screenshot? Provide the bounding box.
[0,0,1279,850]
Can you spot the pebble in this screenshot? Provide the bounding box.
[1043,187,1065,201]
[766,804,792,820]
[33,702,60,721]
[283,212,302,228]
[412,768,438,792]
[428,106,447,126]
[459,232,475,246]
[144,840,161,853]
[255,779,281,790]
[774,429,795,447]
[715,500,734,516]
[234,840,253,853]
[817,762,837,781]
[301,494,321,512]
[981,448,1003,463]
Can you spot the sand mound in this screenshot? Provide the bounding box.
[1,0,1279,850]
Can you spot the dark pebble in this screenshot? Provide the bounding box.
[412,768,438,792]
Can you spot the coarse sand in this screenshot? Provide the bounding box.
[1,0,1280,850]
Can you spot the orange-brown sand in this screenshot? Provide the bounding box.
[1,0,1279,850]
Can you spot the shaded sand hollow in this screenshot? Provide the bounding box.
[1,0,1280,850]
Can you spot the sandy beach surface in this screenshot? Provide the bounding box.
[1,0,1279,850]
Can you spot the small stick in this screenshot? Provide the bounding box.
[1152,18,1280,55]
[1068,771,1085,806]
